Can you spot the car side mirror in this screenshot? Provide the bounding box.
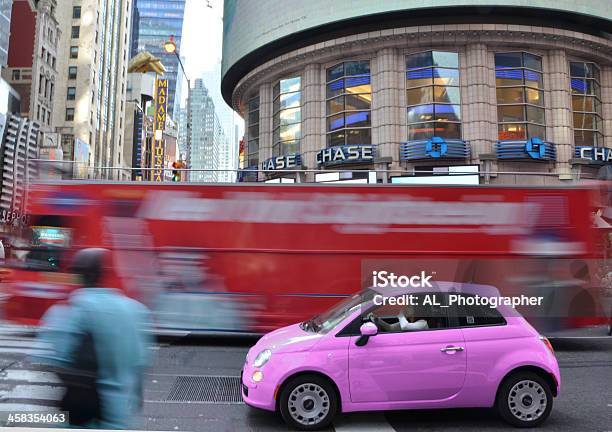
[356,322,377,346]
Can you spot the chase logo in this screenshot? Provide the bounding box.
[400,138,470,160]
[525,137,546,159]
[496,138,556,161]
[426,137,448,158]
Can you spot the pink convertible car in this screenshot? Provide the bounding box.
[241,283,560,430]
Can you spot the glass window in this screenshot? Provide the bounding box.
[406,51,461,140]
[366,293,450,333]
[495,52,545,140]
[65,108,75,121]
[73,6,81,19]
[326,61,371,146]
[68,66,77,79]
[71,26,80,39]
[273,77,301,156]
[498,105,525,122]
[327,96,344,114]
[67,87,76,100]
[495,52,522,69]
[452,294,506,327]
[407,87,433,106]
[70,46,78,59]
[570,61,602,146]
[498,123,527,141]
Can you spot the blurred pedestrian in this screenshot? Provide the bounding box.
[32,248,152,429]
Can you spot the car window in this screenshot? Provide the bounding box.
[366,293,450,333]
[452,294,506,327]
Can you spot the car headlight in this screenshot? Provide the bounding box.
[253,349,272,368]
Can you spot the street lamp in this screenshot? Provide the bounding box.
[164,35,192,181]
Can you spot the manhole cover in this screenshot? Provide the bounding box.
[165,375,243,404]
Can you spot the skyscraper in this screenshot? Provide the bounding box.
[189,79,221,183]
[131,0,186,121]
[53,0,133,180]
[201,63,238,181]
[0,0,12,68]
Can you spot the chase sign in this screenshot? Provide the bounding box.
[261,154,302,171]
[575,146,612,164]
[316,145,375,166]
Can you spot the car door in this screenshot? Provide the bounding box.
[348,293,466,403]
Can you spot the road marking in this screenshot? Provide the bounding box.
[0,347,53,355]
[333,412,395,432]
[0,403,61,412]
[0,340,50,349]
[0,369,62,384]
[0,384,64,401]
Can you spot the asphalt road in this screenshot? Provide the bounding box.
[0,324,610,431]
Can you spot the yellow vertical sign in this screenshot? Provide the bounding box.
[152,78,168,182]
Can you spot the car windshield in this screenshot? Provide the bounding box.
[301,288,375,334]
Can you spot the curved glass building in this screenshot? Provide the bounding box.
[222,0,612,184]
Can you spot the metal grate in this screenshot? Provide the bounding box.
[165,375,243,404]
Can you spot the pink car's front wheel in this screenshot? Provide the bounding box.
[278,374,339,431]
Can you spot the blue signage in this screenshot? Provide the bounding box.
[261,154,302,171]
[400,138,470,161]
[496,138,556,161]
[525,137,546,159]
[575,146,612,164]
[316,145,375,166]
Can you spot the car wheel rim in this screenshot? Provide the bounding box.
[287,383,330,426]
[507,379,547,422]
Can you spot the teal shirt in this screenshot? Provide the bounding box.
[34,288,152,429]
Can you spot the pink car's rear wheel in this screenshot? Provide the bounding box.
[279,375,338,431]
[496,371,553,428]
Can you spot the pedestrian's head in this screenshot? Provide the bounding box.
[71,248,111,287]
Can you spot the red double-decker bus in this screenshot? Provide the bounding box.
[0,181,607,334]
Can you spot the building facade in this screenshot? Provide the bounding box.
[53,0,133,179]
[0,0,12,68]
[222,0,612,184]
[189,79,221,182]
[202,63,238,182]
[131,0,186,121]
[4,0,59,130]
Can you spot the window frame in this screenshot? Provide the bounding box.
[447,293,508,328]
[569,60,603,147]
[325,60,372,147]
[246,95,260,168]
[336,292,454,337]
[405,50,462,141]
[272,76,302,157]
[495,51,546,141]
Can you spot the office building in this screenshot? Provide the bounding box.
[131,0,186,121]
[4,0,59,130]
[222,0,612,184]
[189,79,221,182]
[53,0,133,179]
[201,63,238,181]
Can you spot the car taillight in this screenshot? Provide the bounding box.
[539,335,554,354]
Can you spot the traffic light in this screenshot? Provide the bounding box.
[172,161,179,182]
[172,160,185,181]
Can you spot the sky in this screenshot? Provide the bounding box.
[179,0,244,138]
